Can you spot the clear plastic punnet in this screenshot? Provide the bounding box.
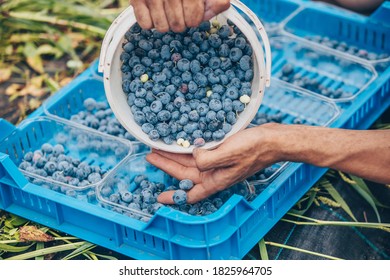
[0,116,132,197]
[98,0,272,154]
[96,153,254,222]
[43,77,149,154]
[271,36,377,102]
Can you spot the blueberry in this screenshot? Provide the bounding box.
[133,111,146,125]
[190,60,202,74]
[208,34,222,48]
[199,21,211,32]
[156,123,171,137]
[23,152,34,162]
[229,47,243,62]
[179,179,194,190]
[138,39,153,51]
[232,100,245,112]
[119,190,133,203]
[234,37,247,49]
[192,31,205,44]
[160,45,171,60]
[222,123,232,133]
[128,202,141,211]
[53,144,65,157]
[152,72,167,84]
[209,99,223,112]
[41,143,53,154]
[281,63,294,76]
[196,52,210,65]
[181,71,192,83]
[43,161,57,175]
[130,22,141,33]
[148,49,160,60]
[239,55,252,71]
[188,42,200,55]
[194,73,208,87]
[148,129,160,141]
[226,111,237,124]
[243,69,253,82]
[171,52,182,63]
[157,91,171,104]
[162,135,175,145]
[177,58,190,72]
[169,40,183,52]
[19,161,32,170]
[88,172,102,184]
[172,189,187,205]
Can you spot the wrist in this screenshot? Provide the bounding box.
[256,123,339,167]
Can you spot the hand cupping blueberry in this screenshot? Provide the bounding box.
[121,20,254,148]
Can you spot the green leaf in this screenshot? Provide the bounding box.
[290,189,318,215]
[0,243,34,253]
[321,179,357,222]
[4,241,85,260]
[23,42,37,58]
[350,175,390,209]
[92,252,118,260]
[265,241,343,260]
[9,215,28,226]
[347,182,381,223]
[258,239,269,260]
[35,242,45,260]
[62,242,96,260]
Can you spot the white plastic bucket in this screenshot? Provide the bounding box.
[99,0,272,154]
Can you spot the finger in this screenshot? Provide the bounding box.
[157,183,211,204]
[146,153,201,183]
[163,0,186,32]
[152,149,197,167]
[146,0,170,32]
[203,0,230,21]
[182,0,204,28]
[131,0,153,29]
[193,147,234,172]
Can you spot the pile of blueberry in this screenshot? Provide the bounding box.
[69,97,137,142]
[121,20,254,148]
[98,174,253,221]
[18,143,106,197]
[305,35,389,61]
[278,63,353,99]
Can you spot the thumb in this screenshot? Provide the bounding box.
[203,0,231,21]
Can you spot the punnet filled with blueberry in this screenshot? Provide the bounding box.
[0,117,132,200]
[96,153,254,222]
[271,36,376,101]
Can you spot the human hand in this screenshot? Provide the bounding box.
[131,0,231,33]
[146,124,282,204]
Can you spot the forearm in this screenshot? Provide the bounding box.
[264,124,390,184]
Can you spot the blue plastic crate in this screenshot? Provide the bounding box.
[0,0,389,260]
[242,0,302,33]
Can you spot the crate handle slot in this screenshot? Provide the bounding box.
[0,119,16,142]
